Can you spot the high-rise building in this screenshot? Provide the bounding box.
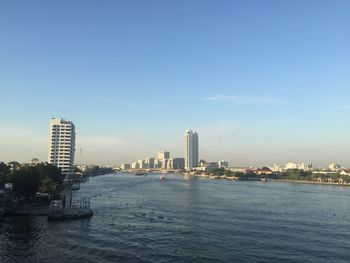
[157,151,170,160]
[48,118,76,178]
[145,157,155,169]
[167,158,185,170]
[184,130,199,170]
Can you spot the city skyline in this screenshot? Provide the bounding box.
[0,1,350,167]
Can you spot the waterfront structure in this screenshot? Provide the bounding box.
[184,130,199,170]
[48,118,76,178]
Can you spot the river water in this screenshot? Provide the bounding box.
[1,173,350,262]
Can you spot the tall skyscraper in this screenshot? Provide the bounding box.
[48,118,76,178]
[184,130,199,170]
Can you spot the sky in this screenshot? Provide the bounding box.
[0,0,349,167]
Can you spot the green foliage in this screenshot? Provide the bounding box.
[37,163,64,184]
[0,161,64,199]
[11,167,41,199]
[281,169,312,180]
[85,166,113,176]
[0,162,10,187]
[7,161,21,171]
[211,168,225,176]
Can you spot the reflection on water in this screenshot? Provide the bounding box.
[1,173,350,263]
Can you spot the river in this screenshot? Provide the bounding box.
[1,173,350,262]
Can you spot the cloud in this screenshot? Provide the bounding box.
[203,94,286,105]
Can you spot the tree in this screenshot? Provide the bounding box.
[7,161,21,171]
[0,162,10,175]
[37,163,64,184]
[0,162,10,187]
[11,167,41,199]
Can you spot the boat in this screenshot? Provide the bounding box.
[160,175,166,181]
[135,171,146,176]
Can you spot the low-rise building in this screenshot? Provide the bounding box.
[285,161,312,171]
[340,169,350,176]
[329,163,342,171]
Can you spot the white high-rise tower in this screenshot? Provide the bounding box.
[48,118,76,178]
[184,130,199,170]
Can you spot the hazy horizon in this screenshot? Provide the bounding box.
[1,1,349,167]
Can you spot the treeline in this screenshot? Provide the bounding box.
[0,162,64,199]
[208,168,350,182]
[83,165,113,176]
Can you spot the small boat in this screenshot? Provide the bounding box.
[160,175,166,181]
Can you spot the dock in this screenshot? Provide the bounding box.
[48,207,93,220]
[2,197,93,221]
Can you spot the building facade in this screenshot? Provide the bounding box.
[157,151,170,160]
[184,130,199,170]
[48,118,76,178]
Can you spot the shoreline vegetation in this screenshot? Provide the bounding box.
[186,168,350,187]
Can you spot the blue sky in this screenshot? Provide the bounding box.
[0,0,349,167]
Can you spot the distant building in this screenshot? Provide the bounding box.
[131,162,139,169]
[256,167,273,175]
[229,167,255,173]
[120,163,131,170]
[48,118,76,177]
[184,130,199,170]
[218,160,229,169]
[329,163,341,171]
[268,163,283,173]
[199,160,207,167]
[285,161,312,171]
[161,159,169,169]
[145,157,155,169]
[340,169,350,176]
[153,159,161,169]
[30,158,40,166]
[157,151,170,160]
[167,158,185,169]
[138,159,147,169]
[207,162,219,170]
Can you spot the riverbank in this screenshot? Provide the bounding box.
[268,179,350,187]
[190,173,350,187]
